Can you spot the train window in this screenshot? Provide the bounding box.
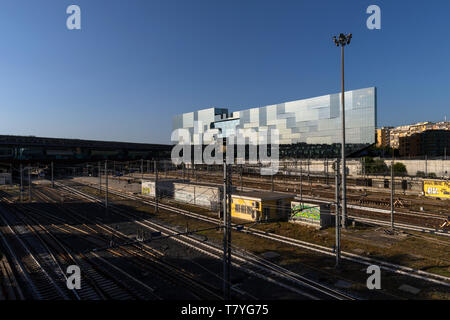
[246,206,253,214]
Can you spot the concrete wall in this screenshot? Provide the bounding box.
[74,176,141,193]
[280,159,450,178]
[281,160,362,176]
[392,160,450,177]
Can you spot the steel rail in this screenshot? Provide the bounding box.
[57,182,357,300]
[59,181,450,287]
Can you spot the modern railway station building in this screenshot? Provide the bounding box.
[173,87,377,158]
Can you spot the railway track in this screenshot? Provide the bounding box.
[60,180,450,289]
[0,252,25,300]
[75,173,449,236]
[0,187,222,300]
[0,204,73,300]
[148,171,449,233]
[0,194,157,300]
[157,170,450,219]
[27,187,224,300]
[55,181,356,300]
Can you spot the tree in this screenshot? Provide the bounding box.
[363,156,388,175]
[392,162,407,175]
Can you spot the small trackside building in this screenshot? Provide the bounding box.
[231,191,295,222]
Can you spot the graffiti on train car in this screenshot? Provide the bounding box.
[424,180,450,199]
[291,202,320,220]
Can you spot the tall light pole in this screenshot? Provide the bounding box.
[154,160,159,213]
[390,154,395,231]
[333,33,352,229]
[335,159,341,268]
[221,140,232,300]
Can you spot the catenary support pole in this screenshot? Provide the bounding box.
[308,157,311,194]
[28,165,31,202]
[98,161,101,194]
[20,163,23,202]
[105,160,108,209]
[182,163,185,180]
[51,161,54,188]
[271,171,274,192]
[240,165,243,191]
[154,160,158,213]
[300,159,303,202]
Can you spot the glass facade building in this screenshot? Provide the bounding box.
[173,87,376,158]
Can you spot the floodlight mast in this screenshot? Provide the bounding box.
[332,33,352,231]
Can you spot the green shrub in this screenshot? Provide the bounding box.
[363,157,388,175]
[416,171,426,177]
[393,162,407,175]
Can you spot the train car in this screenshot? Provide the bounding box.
[173,182,222,211]
[141,179,182,198]
[289,201,333,229]
[423,179,450,199]
[230,191,294,222]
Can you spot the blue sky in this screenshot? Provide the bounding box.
[0,0,449,144]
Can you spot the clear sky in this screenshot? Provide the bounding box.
[0,0,449,144]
